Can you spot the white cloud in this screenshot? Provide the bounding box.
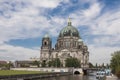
[0,0,66,43]
[91,11,120,35]
[0,44,39,61]
[68,1,120,64]
[89,45,120,65]
[81,2,102,19]
[29,0,61,8]
[87,9,120,64]
[69,2,103,26]
[90,11,120,46]
[69,1,120,46]
[0,0,66,62]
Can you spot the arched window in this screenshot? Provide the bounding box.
[78,45,81,49]
[44,41,47,46]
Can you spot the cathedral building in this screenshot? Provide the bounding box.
[40,19,89,68]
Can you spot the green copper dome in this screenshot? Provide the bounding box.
[59,19,80,38]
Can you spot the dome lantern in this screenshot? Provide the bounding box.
[68,18,72,26]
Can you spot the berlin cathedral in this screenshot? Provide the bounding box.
[40,19,89,68]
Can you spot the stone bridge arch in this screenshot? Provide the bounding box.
[73,68,83,74]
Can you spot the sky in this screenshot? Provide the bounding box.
[0,0,120,65]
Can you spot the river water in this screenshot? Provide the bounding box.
[39,75,96,80]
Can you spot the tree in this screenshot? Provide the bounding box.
[52,58,62,67]
[95,63,98,68]
[48,61,53,67]
[65,57,81,68]
[48,58,62,67]
[106,63,110,69]
[89,62,94,68]
[102,63,105,68]
[41,60,46,67]
[32,60,40,67]
[0,61,14,69]
[110,51,120,78]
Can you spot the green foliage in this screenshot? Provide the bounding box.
[0,62,13,69]
[41,58,62,67]
[0,64,7,67]
[110,51,120,77]
[116,66,120,78]
[48,58,62,67]
[52,58,62,67]
[48,61,53,67]
[102,63,105,68]
[32,60,40,67]
[41,60,46,67]
[0,70,41,76]
[89,62,94,68]
[95,63,98,68]
[65,57,81,68]
[106,63,110,69]
[20,64,30,67]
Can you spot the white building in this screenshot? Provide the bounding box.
[40,19,89,68]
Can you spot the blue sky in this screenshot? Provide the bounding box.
[0,0,120,65]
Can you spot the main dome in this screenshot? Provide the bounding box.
[59,19,80,38]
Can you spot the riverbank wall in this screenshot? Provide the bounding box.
[0,72,72,80]
[11,68,71,72]
[11,68,83,74]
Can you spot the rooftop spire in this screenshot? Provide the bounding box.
[68,18,72,26]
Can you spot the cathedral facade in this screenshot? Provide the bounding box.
[40,19,89,68]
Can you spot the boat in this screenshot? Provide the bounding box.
[88,70,96,76]
[96,71,106,79]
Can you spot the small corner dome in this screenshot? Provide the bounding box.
[83,44,88,50]
[78,39,83,42]
[43,34,50,38]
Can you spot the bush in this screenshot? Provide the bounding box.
[116,66,120,79]
[110,51,120,76]
[116,71,120,79]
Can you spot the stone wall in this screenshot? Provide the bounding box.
[11,68,83,74]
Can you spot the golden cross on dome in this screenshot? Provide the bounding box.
[68,17,72,26]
